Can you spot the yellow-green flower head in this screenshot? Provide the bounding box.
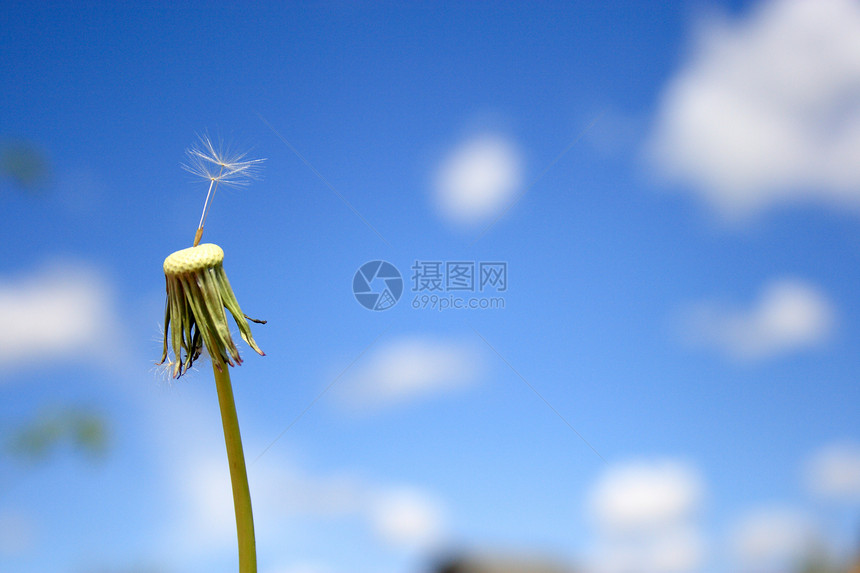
[159,243,264,378]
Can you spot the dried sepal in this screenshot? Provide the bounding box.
[158,243,264,378]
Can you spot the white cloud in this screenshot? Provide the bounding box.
[157,396,448,562]
[253,460,365,519]
[806,442,860,501]
[588,460,705,573]
[647,0,860,218]
[646,527,704,573]
[0,510,36,556]
[369,487,445,550]
[435,134,523,224]
[337,336,484,410]
[265,563,334,573]
[177,451,447,554]
[682,279,835,361]
[0,260,122,372]
[731,507,814,568]
[591,461,703,531]
[593,526,705,573]
[179,456,237,550]
[158,402,361,557]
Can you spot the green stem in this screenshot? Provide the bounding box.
[212,363,257,573]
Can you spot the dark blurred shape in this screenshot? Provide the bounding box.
[0,139,51,192]
[799,553,840,573]
[435,553,573,573]
[6,407,108,461]
[796,542,855,573]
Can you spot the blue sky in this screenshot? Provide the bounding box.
[2,1,860,572]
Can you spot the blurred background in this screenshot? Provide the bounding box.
[2,1,860,572]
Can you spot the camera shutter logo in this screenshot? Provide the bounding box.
[352,260,403,311]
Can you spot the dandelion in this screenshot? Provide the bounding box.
[157,135,266,573]
[159,242,264,378]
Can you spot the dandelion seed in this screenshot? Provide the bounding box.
[182,134,265,246]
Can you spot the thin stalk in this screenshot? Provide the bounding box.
[193,167,224,247]
[212,363,257,573]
